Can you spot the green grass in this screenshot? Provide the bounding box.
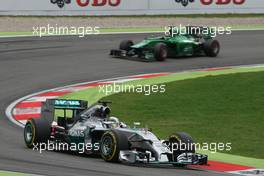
[231,24,264,29]
[60,66,264,167]
[61,66,264,106]
[0,31,32,36]
[199,151,264,168]
[0,171,28,176]
[99,72,264,159]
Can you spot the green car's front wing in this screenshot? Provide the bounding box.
[110,49,157,62]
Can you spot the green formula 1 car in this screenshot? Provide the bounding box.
[110,26,220,61]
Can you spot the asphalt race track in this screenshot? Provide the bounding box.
[0,31,264,176]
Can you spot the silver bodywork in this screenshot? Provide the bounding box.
[66,105,208,165]
[48,103,207,165]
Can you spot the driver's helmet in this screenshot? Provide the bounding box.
[94,106,111,119]
[108,117,120,128]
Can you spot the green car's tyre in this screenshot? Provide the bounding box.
[100,130,129,162]
[119,40,134,51]
[168,132,195,163]
[203,39,220,57]
[154,43,168,61]
[24,118,51,148]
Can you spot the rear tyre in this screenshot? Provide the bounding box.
[203,39,220,57]
[154,43,168,61]
[168,132,195,164]
[24,118,51,148]
[100,130,129,162]
[119,40,134,51]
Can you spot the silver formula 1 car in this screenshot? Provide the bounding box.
[24,99,207,166]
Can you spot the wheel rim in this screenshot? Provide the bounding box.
[212,42,219,54]
[161,48,167,58]
[24,124,33,143]
[102,136,114,157]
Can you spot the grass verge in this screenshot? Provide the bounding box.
[59,67,264,168]
[101,72,264,159]
[0,171,28,176]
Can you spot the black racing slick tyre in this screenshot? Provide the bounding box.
[203,39,220,57]
[100,130,129,162]
[24,118,51,148]
[168,132,195,161]
[119,40,134,51]
[154,43,168,61]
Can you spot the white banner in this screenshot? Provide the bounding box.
[0,0,263,15]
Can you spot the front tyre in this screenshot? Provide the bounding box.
[24,118,51,148]
[119,40,134,51]
[203,39,220,57]
[168,132,195,163]
[100,130,129,162]
[154,43,168,61]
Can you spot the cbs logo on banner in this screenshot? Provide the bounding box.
[175,0,245,7]
[51,0,121,8]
